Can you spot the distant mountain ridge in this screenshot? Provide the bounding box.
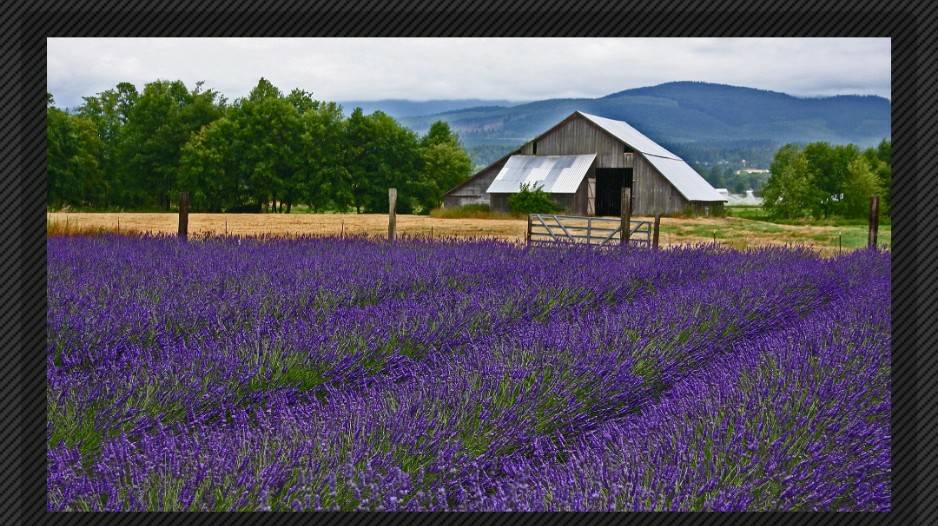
[338,98,522,119]
[358,82,889,168]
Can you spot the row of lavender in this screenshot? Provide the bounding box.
[47,236,890,511]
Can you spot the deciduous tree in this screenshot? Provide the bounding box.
[762,145,812,218]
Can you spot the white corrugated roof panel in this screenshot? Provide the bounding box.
[577,111,725,202]
[642,155,727,202]
[486,154,595,194]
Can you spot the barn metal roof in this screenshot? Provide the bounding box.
[577,112,726,202]
[486,154,596,194]
[642,155,726,203]
[577,112,682,160]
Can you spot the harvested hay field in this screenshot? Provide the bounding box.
[47,212,889,255]
[47,212,526,241]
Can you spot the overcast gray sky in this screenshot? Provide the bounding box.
[48,38,890,108]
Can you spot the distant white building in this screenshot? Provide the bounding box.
[735,168,770,176]
[715,188,763,206]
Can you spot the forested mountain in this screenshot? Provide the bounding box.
[339,99,520,119]
[388,82,891,168]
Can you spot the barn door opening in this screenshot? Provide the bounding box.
[595,168,633,216]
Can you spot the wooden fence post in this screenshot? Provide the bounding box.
[620,187,632,246]
[388,188,397,243]
[526,214,532,245]
[868,195,879,250]
[652,213,661,250]
[178,191,189,240]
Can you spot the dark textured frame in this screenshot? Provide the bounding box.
[3,1,932,524]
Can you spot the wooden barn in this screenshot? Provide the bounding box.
[442,111,726,216]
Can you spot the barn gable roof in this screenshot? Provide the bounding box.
[576,112,682,160]
[486,154,596,194]
[443,111,726,203]
[575,112,725,202]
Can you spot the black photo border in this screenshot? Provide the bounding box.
[3,1,932,525]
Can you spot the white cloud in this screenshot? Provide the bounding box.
[47,37,890,108]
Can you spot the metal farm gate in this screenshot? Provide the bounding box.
[526,214,654,248]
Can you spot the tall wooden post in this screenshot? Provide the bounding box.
[388,188,397,243]
[620,187,631,246]
[652,213,661,250]
[526,214,532,245]
[868,195,879,250]
[177,191,189,240]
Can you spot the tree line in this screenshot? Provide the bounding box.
[48,78,473,213]
[762,140,891,219]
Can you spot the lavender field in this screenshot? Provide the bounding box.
[47,236,891,511]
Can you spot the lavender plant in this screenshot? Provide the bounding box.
[47,235,890,511]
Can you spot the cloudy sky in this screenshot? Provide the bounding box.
[48,38,890,108]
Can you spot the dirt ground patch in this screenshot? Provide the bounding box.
[47,212,889,255]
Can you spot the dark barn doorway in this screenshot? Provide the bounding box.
[595,168,633,216]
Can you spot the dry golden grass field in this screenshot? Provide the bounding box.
[47,212,890,255]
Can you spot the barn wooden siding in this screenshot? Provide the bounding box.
[631,154,688,215]
[631,155,724,216]
[489,186,588,214]
[573,170,592,214]
[520,115,633,170]
[442,156,509,208]
[489,194,509,212]
[442,112,723,216]
[508,114,625,215]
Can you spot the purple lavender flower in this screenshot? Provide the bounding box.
[47,236,890,511]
